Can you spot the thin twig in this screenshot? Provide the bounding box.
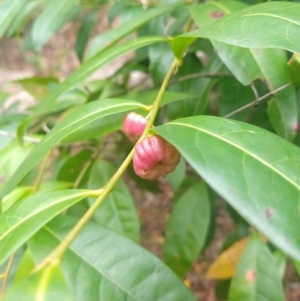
[224,83,292,118]
[0,253,15,297]
[32,151,51,194]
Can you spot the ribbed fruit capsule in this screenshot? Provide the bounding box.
[123,112,148,143]
[133,135,181,180]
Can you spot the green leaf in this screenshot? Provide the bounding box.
[0,189,90,265]
[2,186,33,212]
[154,116,300,261]
[32,37,166,117]
[287,53,300,87]
[181,2,300,56]
[29,215,197,301]
[13,248,36,285]
[163,182,210,277]
[1,99,146,198]
[218,77,254,120]
[85,4,180,60]
[75,10,97,62]
[250,48,297,141]
[15,76,59,101]
[55,149,93,184]
[2,264,74,301]
[88,160,140,242]
[25,0,78,52]
[273,249,286,280]
[228,233,284,301]
[0,141,34,190]
[0,0,26,38]
[188,1,263,85]
[166,158,186,192]
[6,1,41,38]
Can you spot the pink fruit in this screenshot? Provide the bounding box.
[133,135,181,180]
[123,112,148,143]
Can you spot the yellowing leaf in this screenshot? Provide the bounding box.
[205,237,249,280]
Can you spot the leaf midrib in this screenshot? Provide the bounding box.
[44,226,142,301]
[242,13,300,26]
[0,191,88,241]
[169,122,300,191]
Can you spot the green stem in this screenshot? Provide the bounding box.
[34,58,179,272]
[32,151,51,194]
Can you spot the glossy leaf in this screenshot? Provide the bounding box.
[2,264,74,301]
[228,233,284,301]
[0,189,90,265]
[29,215,197,301]
[26,0,78,52]
[0,99,146,198]
[181,2,300,56]
[86,4,179,60]
[163,182,210,277]
[206,237,249,280]
[88,160,140,242]
[155,116,300,261]
[0,0,26,38]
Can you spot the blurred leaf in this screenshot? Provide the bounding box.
[13,249,36,285]
[0,0,26,38]
[0,189,90,265]
[206,237,249,280]
[163,182,210,277]
[0,141,34,190]
[291,258,300,278]
[188,1,263,85]
[251,48,297,141]
[273,249,286,280]
[126,163,161,193]
[155,116,300,261]
[86,4,180,60]
[2,186,33,212]
[75,10,97,62]
[24,0,78,52]
[215,280,231,301]
[2,264,74,301]
[166,157,186,192]
[30,37,166,117]
[181,2,300,56]
[6,1,41,37]
[15,77,59,101]
[88,160,140,242]
[228,233,284,301]
[55,149,93,184]
[1,99,146,198]
[29,215,197,301]
[287,53,300,87]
